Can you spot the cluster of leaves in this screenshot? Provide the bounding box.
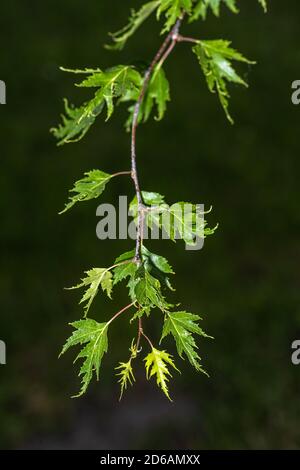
[130,191,217,245]
[52,1,266,142]
[107,0,267,49]
[58,170,213,398]
[54,0,267,400]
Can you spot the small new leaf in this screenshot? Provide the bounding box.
[68,268,113,315]
[106,1,160,50]
[115,359,136,400]
[193,40,254,123]
[60,170,112,214]
[144,347,179,400]
[161,311,210,373]
[60,319,109,397]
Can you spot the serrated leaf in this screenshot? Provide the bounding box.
[106,1,160,50]
[143,65,171,121]
[190,0,266,20]
[51,98,102,146]
[142,245,175,291]
[161,311,210,373]
[144,347,179,400]
[192,40,254,123]
[115,359,136,400]
[190,0,238,21]
[130,192,216,246]
[134,266,170,312]
[60,170,112,214]
[68,268,113,315]
[113,261,138,285]
[114,246,174,292]
[60,319,109,397]
[122,66,170,131]
[157,0,193,33]
[52,66,142,144]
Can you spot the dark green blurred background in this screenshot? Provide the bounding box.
[1,0,300,450]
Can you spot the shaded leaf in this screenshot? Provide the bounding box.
[51,98,102,146]
[157,0,193,33]
[190,0,238,21]
[134,266,170,312]
[106,1,160,50]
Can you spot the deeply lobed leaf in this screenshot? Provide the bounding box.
[52,66,142,144]
[192,39,254,123]
[107,1,161,50]
[68,268,113,316]
[60,170,113,214]
[144,347,179,400]
[60,319,109,396]
[161,311,210,373]
[130,191,216,246]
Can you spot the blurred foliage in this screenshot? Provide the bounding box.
[0,0,300,449]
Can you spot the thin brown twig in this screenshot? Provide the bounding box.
[131,16,184,263]
[176,35,199,44]
[141,330,154,349]
[136,317,143,351]
[112,171,132,178]
[107,302,135,326]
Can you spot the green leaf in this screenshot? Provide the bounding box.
[192,40,254,123]
[51,98,102,146]
[157,0,193,33]
[190,0,238,21]
[142,245,175,291]
[113,261,138,286]
[106,1,160,50]
[115,360,135,400]
[161,311,210,373]
[190,0,266,20]
[60,170,112,214]
[114,246,174,292]
[68,268,113,315]
[130,192,216,246]
[134,266,170,312]
[52,66,142,144]
[123,66,171,130]
[144,347,179,400]
[60,319,109,397]
[143,65,171,121]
